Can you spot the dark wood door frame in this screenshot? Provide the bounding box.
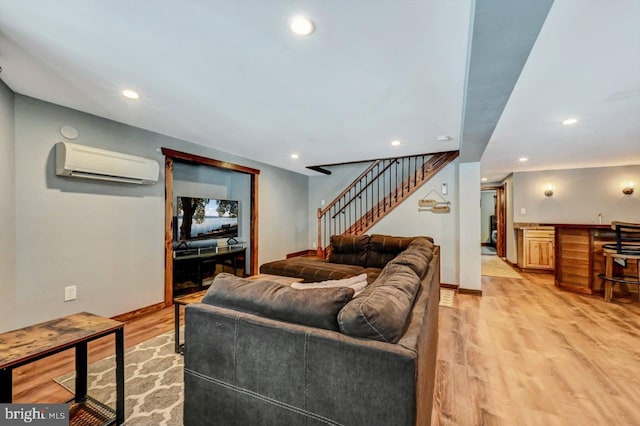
[161,148,260,307]
[482,184,506,258]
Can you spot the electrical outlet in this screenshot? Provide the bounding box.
[64,285,77,302]
[520,207,526,215]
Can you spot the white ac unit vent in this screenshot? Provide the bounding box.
[55,142,160,185]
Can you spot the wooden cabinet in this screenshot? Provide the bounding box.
[517,228,555,271]
[555,227,591,293]
[555,225,639,294]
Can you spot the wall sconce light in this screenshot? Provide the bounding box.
[544,184,554,197]
[622,181,634,195]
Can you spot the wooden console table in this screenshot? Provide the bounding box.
[0,312,124,425]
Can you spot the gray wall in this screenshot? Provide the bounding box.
[513,166,640,224]
[0,80,16,330]
[8,94,308,329]
[367,161,460,285]
[457,162,481,290]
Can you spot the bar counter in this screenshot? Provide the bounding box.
[516,223,638,294]
[553,224,614,294]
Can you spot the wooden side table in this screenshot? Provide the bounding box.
[174,290,208,354]
[0,312,125,425]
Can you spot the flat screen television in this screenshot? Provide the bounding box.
[176,197,239,242]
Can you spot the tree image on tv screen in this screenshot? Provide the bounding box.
[216,200,238,218]
[177,198,239,241]
[178,197,207,241]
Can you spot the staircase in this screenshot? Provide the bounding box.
[316,150,459,257]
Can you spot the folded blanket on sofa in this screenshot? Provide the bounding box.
[290,273,369,296]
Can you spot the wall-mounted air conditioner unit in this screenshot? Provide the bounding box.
[55,142,160,185]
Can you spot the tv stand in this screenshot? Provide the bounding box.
[173,245,246,294]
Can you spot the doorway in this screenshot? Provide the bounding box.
[162,148,260,307]
[481,184,506,258]
[481,189,497,255]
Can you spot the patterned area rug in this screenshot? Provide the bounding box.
[56,331,183,426]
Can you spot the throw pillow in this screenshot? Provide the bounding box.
[202,273,354,331]
[365,234,416,268]
[386,238,433,277]
[291,273,369,296]
[328,235,369,266]
[337,264,421,343]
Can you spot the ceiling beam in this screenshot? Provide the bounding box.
[459,0,554,163]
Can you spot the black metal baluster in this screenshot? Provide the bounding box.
[358,181,362,231]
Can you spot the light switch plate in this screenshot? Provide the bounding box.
[64,285,77,301]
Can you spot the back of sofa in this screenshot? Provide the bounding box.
[399,246,440,425]
[185,306,419,425]
[184,247,440,426]
[327,234,434,269]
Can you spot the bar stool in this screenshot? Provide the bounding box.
[599,221,640,302]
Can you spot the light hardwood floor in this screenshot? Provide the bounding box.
[433,271,640,425]
[10,273,640,425]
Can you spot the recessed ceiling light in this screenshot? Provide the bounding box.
[563,118,578,125]
[519,157,528,162]
[391,140,401,146]
[481,178,488,182]
[122,89,140,100]
[290,16,315,36]
[290,154,299,159]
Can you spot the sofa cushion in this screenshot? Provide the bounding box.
[337,263,421,343]
[328,235,369,267]
[366,234,416,268]
[386,237,434,277]
[202,273,354,331]
[260,257,364,282]
[291,273,369,296]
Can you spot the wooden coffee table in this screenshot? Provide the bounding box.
[0,312,124,425]
[173,274,304,353]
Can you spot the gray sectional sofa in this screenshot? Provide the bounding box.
[259,234,431,284]
[183,234,440,425]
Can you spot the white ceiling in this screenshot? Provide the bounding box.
[481,0,640,181]
[0,0,638,179]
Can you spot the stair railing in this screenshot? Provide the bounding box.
[316,151,458,258]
